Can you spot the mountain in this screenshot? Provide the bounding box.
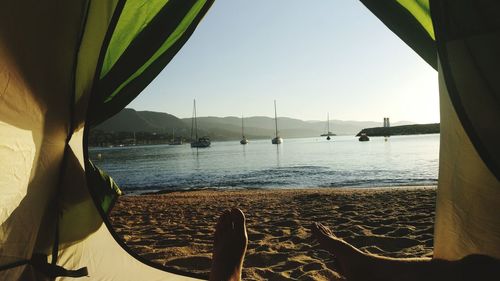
[180,116,413,138]
[92,108,415,140]
[93,108,189,133]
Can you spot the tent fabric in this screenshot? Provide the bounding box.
[0,1,89,280]
[434,62,500,260]
[1,0,211,280]
[360,0,437,69]
[99,0,170,79]
[89,0,214,126]
[362,0,499,179]
[430,0,500,180]
[57,129,200,281]
[430,0,500,260]
[73,0,122,131]
[87,161,122,214]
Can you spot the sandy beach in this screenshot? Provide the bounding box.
[109,187,436,280]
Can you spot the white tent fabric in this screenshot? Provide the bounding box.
[0,1,87,279]
[434,62,500,260]
[55,130,198,281]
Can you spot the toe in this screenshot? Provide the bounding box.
[318,223,329,234]
[221,209,232,231]
[317,222,335,237]
[215,212,224,231]
[230,208,246,233]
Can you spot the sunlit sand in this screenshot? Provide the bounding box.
[110,186,435,280]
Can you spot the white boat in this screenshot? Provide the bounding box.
[271,100,283,144]
[240,115,248,145]
[326,113,333,140]
[190,99,211,148]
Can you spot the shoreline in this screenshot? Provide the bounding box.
[88,133,441,149]
[110,186,436,280]
[129,184,437,196]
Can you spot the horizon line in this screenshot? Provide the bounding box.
[123,107,427,124]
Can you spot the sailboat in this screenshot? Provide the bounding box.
[271,100,283,144]
[320,113,336,140]
[240,115,248,145]
[326,113,332,140]
[190,99,210,148]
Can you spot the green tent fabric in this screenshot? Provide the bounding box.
[360,0,437,69]
[89,0,213,127]
[363,0,499,180]
[1,0,499,280]
[1,0,213,280]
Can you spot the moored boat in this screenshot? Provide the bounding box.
[240,115,248,145]
[190,99,211,148]
[359,133,370,142]
[271,100,283,144]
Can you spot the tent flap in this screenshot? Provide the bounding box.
[361,0,437,69]
[431,0,500,180]
[88,0,214,126]
[87,161,122,214]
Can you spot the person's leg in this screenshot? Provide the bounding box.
[209,208,248,281]
[311,222,377,280]
[311,222,500,281]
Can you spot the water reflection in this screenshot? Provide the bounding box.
[192,147,200,169]
[275,144,281,167]
[89,135,439,192]
[242,144,247,159]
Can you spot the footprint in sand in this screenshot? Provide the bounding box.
[245,252,288,267]
[164,255,211,270]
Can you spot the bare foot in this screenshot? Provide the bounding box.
[209,208,248,281]
[311,222,372,281]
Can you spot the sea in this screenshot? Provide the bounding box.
[88,134,439,194]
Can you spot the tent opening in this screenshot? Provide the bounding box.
[88,1,441,278]
[2,0,498,280]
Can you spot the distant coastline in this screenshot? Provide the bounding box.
[89,108,424,146]
[356,123,440,137]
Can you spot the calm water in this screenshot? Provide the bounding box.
[89,135,439,193]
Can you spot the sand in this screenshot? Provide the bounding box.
[109,187,436,280]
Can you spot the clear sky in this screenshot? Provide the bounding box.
[129,0,440,123]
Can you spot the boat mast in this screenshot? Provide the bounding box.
[191,100,195,141]
[241,114,245,137]
[194,99,198,140]
[327,113,330,134]
[274,100,278,138]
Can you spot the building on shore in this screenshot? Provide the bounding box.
[383,117,390,127]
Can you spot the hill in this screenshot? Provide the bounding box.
[94,108,190,134]
[356,123,440,137]
[92,108,416,140]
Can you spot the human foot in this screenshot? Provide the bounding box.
[311,222,372,280]
[209,208,248,281]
